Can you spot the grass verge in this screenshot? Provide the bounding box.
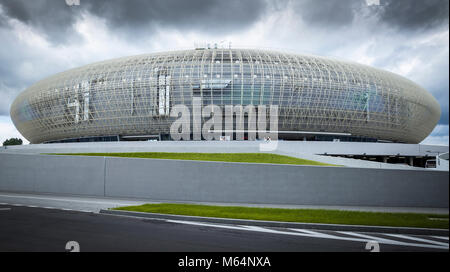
[47,152,338,166]
[113,203,449,229]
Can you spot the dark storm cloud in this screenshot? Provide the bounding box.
[0,0,268,44]
[291,0,364,28]
[0,0,83,44]
[84,0,268,33]
[289,0,449,32]
[1,0,448,43]
[378,0,449,31]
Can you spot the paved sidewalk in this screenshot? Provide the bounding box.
[0,191,447,214]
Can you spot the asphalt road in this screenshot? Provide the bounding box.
[0,204,447,252]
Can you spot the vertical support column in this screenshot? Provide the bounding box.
[158,75,166,116]
[409,157,414,166]
[165,75,171,115]
[82,82,90,121]
[150,70,158,116]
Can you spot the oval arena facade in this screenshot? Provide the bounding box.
[10,48,440,144]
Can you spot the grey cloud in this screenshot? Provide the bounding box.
[84,0,267,33]
[289,0,448,32]
[378,0,449,31]
[428,71,449,125]
[0,8,6,27]
[433,86,449,125]
[0,0,83,44]
[439,109,449,125]
[0,0,268,44]
[0,83,23,116]
[1,0,448,45]
[291,0,365,28]
[426,83,449,125]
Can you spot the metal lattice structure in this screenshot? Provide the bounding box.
[10,48,440,144]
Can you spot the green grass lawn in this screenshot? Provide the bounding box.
[47,152,337,166]
[113,203,449,229]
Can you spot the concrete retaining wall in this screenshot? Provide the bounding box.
[1,153,448,208]
[0,153,105,196]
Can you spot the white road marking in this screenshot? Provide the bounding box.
[290,228,448,249]
[337,231,404,243]
[289,228,337,238]
[337,231,448,250]
[0,208,11,211]
[167,220,448,250]
[383,233,449,247]
[432,236,449,241]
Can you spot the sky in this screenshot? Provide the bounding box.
[0,0,448,146]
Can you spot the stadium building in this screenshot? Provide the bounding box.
[10,48,441,144]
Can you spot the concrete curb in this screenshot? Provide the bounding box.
[99,209,449,236]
